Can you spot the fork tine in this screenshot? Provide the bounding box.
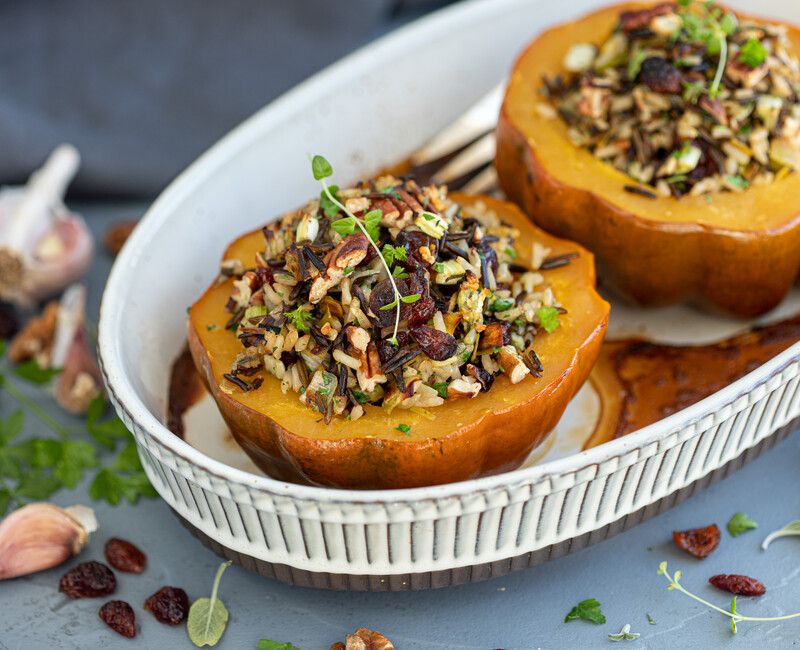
[410,81,505,167]
[459,166,498,195]
[431,132,495,185]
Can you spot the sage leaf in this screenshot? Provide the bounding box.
[187,561,232,647]
[257,641,301,650]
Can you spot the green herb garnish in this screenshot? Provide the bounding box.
[257,642,300,650]
[739,37,767,68]
[647,613,657,625]
[433,382,449,399]
[490,298,514,312]
[395,423,411,435]
[331,217,356,237]
[536,306,561,333]
[658,561,800,634]
[727,512,758,537]
[608,624,640,641]
[286,306,314,333]
[13,361,61,385]
[311,155,404,343]
[319,184,340,218]
[726,175,749,189]
[628,49,648,80]
[187,561,232,647]
[564,598,606,624]
[381,244,407,267]
[0,337,156,515]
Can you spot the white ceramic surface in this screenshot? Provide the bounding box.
[98,0,800,586]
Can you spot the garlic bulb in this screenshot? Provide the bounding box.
[0,503,97,580]
[0,145,94,306]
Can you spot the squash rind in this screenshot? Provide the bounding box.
[188,194,609,488]
[495,2,800,317]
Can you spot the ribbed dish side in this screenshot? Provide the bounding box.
[108,357,800,578]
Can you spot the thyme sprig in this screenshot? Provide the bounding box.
[676,0,738,99]
[311,155,404,345]
[658,561,800,634]
[761,520,800,550]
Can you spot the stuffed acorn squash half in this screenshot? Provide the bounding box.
[496,1,800,316]
[188,159,609,488]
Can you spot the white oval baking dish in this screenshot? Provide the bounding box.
[98,0,800,589]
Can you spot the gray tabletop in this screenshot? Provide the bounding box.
[2,203,799,649]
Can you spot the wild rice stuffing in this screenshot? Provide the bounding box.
[541,0,800,197]
[218,171,570,424]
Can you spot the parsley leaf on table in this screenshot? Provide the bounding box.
[564,598,606,624]
[13,361,61,385]
[727,512,758,537]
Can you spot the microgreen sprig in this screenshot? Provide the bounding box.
[658,561,800,634]
[311,154,404,345]
[676,0,737,99]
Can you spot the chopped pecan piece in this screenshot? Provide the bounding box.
[310,234,369,303]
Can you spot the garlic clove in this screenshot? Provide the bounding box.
[0,145,94,306]
[0,503,97,580]
[51,284,102,414]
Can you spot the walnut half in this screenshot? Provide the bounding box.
[330,628,395,650]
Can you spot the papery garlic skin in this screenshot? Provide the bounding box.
[0,503,97,580]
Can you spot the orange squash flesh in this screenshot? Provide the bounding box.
[496,2,800,317]
[188,194,609,488]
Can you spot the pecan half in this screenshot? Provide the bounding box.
[330,628,395,650]
[310,234,369,303]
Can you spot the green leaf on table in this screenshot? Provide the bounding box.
[89,466,156,506]
[54,440,98,488]
[29,439,63,468]
[564,598,606,624]
[257,641,301,650]
[15,469,62,500]
[13,361,61,385]
[86,396,130,449]
[0,410,24,444]
[187,561,233,647]
[727,512,758,537]
[0,488,11,516]
[113,438,143,473]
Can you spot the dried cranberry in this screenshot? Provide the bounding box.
[409,325,458,361]
[99,600,136,638]
[639,57,682,94]
[672,524,720,559]
[709,574,766,597]
[59,561,117,598]
[144,586,190,625]
[396,231,433,266]
[407,295,436,326]
[104,538,147,574]
[369,279,398,327]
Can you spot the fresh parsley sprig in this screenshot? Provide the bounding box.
[564,598,606,624]
[311,154,406,345]
[0,341,156,514]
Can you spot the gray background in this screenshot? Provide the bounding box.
[1,204,799,648]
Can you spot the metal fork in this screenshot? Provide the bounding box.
[406,81,505,195]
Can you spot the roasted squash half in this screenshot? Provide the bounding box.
[496,2,800,317]
[188,194,609,489]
